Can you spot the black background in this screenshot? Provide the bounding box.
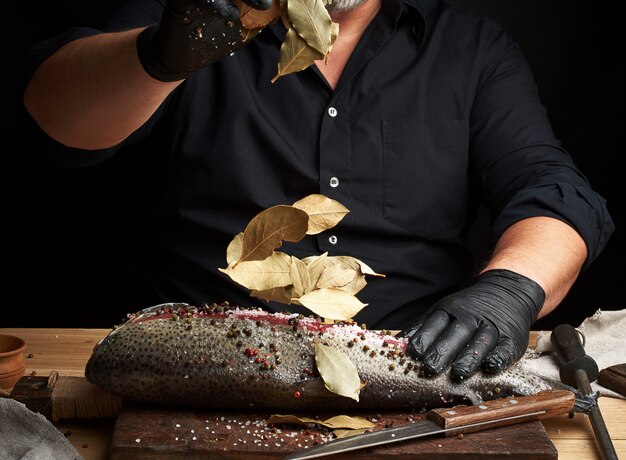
[3,1,623,328]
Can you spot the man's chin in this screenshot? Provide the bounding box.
[325,0,369,14]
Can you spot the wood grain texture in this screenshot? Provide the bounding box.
[598,364,626,397]
[110,407,557,459]
[1,328,110,377]
[10,375,122,421]
[427,389,575,435]
[2,328,624,460]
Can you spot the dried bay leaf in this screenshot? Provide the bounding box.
[233,0,338,81]
[241,27,262,42]
[330,20,340,42]
[324,17,340,64]
[220,252,292,290]
[355,259,385,278]
[226,232,244,266]
[314,342,362,401]
[237,205,309,264]
[294,288,368,320]
[316,256,384,291]
[266,414,374,430]
[251,285,293,304]
[287,0,333,55]
[337,274,367,295]
[266,414,320,426]
[319,415,374,429]
[316,256,360,289]
[219,195,382,314]
[290,256,312,298]
[316,266,356,290]
[237,0,282,30]
[332,428,370,439]
[303,252,328,288]
[292,194,349,235]
[272,28,325,83]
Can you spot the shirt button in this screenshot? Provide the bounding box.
[329,177,339,188]
[328,107,338,117]
[328,235,338,245]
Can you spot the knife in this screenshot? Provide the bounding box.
[284,389,575,459]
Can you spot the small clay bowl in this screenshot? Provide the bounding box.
[0,334,26,391]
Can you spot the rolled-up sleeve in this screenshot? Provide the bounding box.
[25,0,166,169]
[469,20,614,268]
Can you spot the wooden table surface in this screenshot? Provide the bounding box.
[1,328,624,460]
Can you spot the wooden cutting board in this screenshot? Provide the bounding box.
[110,406,557,459]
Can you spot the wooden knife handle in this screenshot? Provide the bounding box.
[426,389,575,437]
[598,363,626,397]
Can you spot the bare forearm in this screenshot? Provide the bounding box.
[23,29,181,150]
[482,216,588,318]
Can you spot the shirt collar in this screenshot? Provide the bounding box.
[383,0,438,24]
[383,0,439,49]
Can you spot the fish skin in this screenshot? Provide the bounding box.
[85,303,551,411]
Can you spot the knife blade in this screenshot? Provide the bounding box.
[284,389,575,459]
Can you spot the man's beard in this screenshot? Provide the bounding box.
[325,0,370,13]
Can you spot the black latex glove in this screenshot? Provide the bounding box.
[137,0,273,82]
[397,269,545,380]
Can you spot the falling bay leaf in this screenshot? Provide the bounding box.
[226,232,244,266]
[241,27,262,42]
[355,259,385,278]
[290,256,312,298]
[314,341,362,401]
[292,194,349,235]
[218,194,382,313]
[272,27,325,83]
[294,288,368,321]
[325,20,340,64]
[251,285,293,304]
[220,251,292,290]
[316,257,359,289]
[287,0,333,56]
[316,256,384,290]
[330,20,340,42]
[237,205,309,264]
[233,0,339,81]
[337,274,367,295]
[302,252,328,288]
[237,0,282,30]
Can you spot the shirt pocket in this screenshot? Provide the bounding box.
[382,118,469,238]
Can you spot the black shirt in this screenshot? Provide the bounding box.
[28,0,614,328]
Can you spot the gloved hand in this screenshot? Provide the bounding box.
[137,0,273,82]
[398,269,545,380]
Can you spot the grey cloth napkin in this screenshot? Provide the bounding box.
[0,398,83,460]
[523,308,626,399]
